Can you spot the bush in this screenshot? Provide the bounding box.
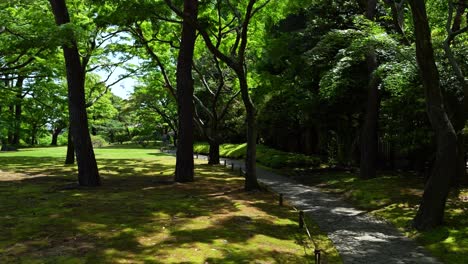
[194,142,321,169]
[131,135,152,147]
[91,135,108,148]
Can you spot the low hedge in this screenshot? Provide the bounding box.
[193,142,321,169]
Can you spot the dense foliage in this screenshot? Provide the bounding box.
[0,0,466,229]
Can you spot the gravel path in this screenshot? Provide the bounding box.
[199,155,441,264]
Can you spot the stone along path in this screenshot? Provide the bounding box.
[201,155,441,264]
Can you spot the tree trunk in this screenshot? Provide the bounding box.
[455,136,466,186]
[12,76,24,145]
[237,72,260,191]
[49,0,100,186]
[30,124,37,146]
[51,127,63,146]
[174,0,198,183]
[65,129,75,164]
[443,0,468,187]
[7,104,14,144]
[360,0,380,179]
[409,0,458,230]
[208,140,220,165]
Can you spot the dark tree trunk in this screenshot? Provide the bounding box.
[12,77,24,145]
[30,124,37,146]
[65,129,75,164]
[409,0,458,230]
[443,0,468,186]
[360,0,380,179]
[237,73,260,191]
[7,104,14,144]
[172,129,178,147]
[455,136,466,186]
[51,127,63,146]
[49,0,100,186]
[208,140,220,165]
[174,0,198,183]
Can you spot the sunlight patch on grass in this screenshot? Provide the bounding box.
[0,145,327,263]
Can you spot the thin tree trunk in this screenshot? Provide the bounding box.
[455,137,465,186]
[65,129,75,164]
[238,73,260,191]
[174,0,198,183]
[13,76,24,145]
[30,125,37,146]
[49,0,100,186]
[360,0,380,179]
[7,104,14,144]
[208,140,220,165]
[409,0,458,230]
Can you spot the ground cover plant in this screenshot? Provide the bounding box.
[0,145,340,263]
[289,170,468,264]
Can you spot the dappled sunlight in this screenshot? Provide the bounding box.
[0,146,313,263]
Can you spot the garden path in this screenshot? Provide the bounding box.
[206,155,441,264]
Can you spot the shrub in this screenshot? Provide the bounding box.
[131,135,152,148]
[194,142,321,168]
[91,135,108,148]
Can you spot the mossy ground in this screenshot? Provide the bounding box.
[0,145,338,263]
[290,170,468,264]
[193,143,320,169]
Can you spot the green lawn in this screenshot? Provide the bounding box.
[0,145,340,263]
[289,170,468,264]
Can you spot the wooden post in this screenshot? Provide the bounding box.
[299,211,304,229]
[223,160,227,166]
[279,193,283,206]
[239,167,243,176]
[231,163,234,171]
[314,249,321,264]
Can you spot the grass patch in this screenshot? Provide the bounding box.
[193,142,320,169]
[0,145,338,263]
[290,170,468,264]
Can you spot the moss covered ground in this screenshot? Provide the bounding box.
[193,143,320,169]
[0,145,339,263]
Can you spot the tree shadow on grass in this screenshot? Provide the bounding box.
[0,155,311,263]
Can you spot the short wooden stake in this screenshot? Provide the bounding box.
[239,167,243,176]
[231,163,234,171]
[279,193,283,206]
[299,211,304,229]
[314,249,321,264]
[223,160,227,166]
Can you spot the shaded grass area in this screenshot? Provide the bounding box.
[193,143,320,169]
[0,146,333,263]
[289,170,468,264]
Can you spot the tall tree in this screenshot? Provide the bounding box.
[443,0,468,186]
[173,0,198,182]
[360,0,380,179]
[49,0,101,186]
[165,0,271,190]
[409,0,458,230]
[193,47,241,165]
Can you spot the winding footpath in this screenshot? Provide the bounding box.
[196,155,441,264]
